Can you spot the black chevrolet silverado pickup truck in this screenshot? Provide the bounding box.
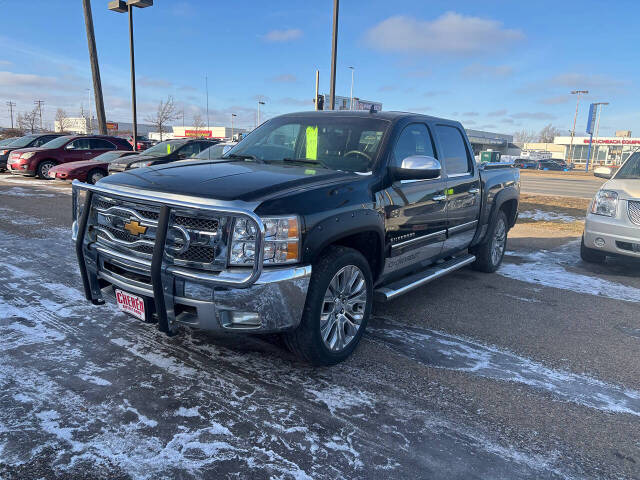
[72,111,519,365]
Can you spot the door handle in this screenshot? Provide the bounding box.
[433,194,447,202]
[468,188,480,194]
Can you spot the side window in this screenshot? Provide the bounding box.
[435,125,472,175]
[90,138,116,150]
[33,135,54,147]
[68,138,91,150]
[392,123,435,167]
[178,142,200,158]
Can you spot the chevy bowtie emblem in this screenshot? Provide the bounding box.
[124,220,147,236]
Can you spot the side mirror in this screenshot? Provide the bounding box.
[390,155,441,181]
[593,167,613,179]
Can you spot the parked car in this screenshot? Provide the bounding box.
[108,138,219,173]
[0,136,19,146]
[49,151,138,184]
[128,135,153,151]
[7,135,132,179]
[535,160,568,171]
[72,111,520,365]
[513,159,537,169]
[582,152,640,263]
[194,142,236,160]
[0,133,66,171]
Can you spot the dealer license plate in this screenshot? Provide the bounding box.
[115,289,146,321]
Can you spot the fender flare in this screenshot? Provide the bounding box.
[471,186,519,247]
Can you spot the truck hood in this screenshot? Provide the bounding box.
[604,178,640,199]
[100,160,359,202]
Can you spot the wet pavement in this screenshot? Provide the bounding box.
[1,174,639,479]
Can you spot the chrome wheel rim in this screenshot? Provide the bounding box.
[41,162,54,179]
[491,218,507,266]
[91,171,104,183]
[320,265,367,352]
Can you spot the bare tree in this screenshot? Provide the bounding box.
[538,124,562,143]
[55,108,72,133]
[17,107,39,134]
[191,113,205,137]
[512,128,537,144]
[145,96,178,141]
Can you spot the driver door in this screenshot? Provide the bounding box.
[63,138,92,163]
[381,122,447,277]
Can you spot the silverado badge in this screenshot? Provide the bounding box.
[124,220,147,236]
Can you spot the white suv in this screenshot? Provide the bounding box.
[582,153,640,263]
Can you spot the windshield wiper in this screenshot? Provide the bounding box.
[282,158,328,168]
[226,153,265,163]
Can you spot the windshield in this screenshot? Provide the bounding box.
[5,135,39,148]
[92,151,130,163]
[225,116,390,172]
[615,152,640,179]
[196,144,232,160]
[40,136,73,148]
[0,137,18,146]
[142,140,185,156]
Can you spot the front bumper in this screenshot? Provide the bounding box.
[73,181,311,334]
[7,162,34,175]
[584,211,640,258]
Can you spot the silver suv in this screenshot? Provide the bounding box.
[582,153,640,263]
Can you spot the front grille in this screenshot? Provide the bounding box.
[174,215,219,231]
[94,198,159,220]
[628,201,640,226]
[176,245,217,263]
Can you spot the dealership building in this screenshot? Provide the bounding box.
[524,131,639,166]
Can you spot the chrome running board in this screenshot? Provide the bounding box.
[374,254,476,302]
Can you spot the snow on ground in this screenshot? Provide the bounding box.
[500,243,640,303]
[369,318,640,417]
[518,209,580,223]
[0,186,55,197]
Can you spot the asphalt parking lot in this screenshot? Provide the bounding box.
[1,174,639,479]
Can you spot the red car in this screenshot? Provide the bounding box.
[49,150,138,184]
[7,135,132,179]
[128,135,153,151]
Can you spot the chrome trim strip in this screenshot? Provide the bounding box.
[447,172,472,178]
[99,273,154,298]
[448,220,478,235]
[92,244,152,269]
[392,230,447,249]
[95,205,159,226]
[376,255,476,301]
[94,226,155,248]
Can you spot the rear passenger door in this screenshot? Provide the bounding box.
[62,138,93,163]
[89,138,117,158]
[434,124,481,254]
[381,123,447,277]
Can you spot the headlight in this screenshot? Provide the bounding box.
[72,186,88,222]
[230,215,299,266]
[591,190,618,217]
[21,152,36,159]
[129,161,153,169]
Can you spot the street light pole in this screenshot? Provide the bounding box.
[257,100,265,127]
[205,75,210,131]
[567,90,588,164]
[109,0,153,151]
[348,66,354,110]
[231,113,237,139]
[329,0,339,110]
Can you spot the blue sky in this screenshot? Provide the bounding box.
[0,0,638,136]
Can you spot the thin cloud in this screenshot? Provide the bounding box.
[510,112,557,120]
[0,60,11,66]
[138,76,173,88]
[365,12,524,56]
[539,95,568,105]
[488,109,508,117]
[462,63,513,78]
[463,112,479,117]
[269,73,298,83]
[263,28,303,42]
[378,85,397,92]
[279,97,311,107]
[423,90,449,97]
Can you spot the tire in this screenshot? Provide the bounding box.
[471,210,508,273]
[37,160,57,179]
[580,236,606,264]
[87,169,106,184]
[283,246,373,366]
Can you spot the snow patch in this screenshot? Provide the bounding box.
[518,209,580,223]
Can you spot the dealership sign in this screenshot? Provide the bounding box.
[184,129,212,137]
[106,121,119,131]
[583,139,640,144]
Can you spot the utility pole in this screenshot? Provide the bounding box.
[257,100,265,126]
[82,0,107,134]
[348,66,354,110]
[6,101,15,128]
[34,100,44,131]
[567,90,588,164]
[329,0,339,110]
[205,75,210,130]
[315,70,320,110]
[231,113,237,139]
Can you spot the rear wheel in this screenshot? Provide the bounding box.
[472,210,508,273]
[284,246,372,366]
[37,160,56,179]
[580,236,606,264]
[87,169,106,184]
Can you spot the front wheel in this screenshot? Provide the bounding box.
[87,169,106,184]
[37,160,56,179]
[580,236,606,264]
[472,210,508,273]
[284,246,372,366]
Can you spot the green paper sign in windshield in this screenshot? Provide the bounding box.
[305,126,318,160]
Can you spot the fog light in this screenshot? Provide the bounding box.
[183,281,213,301]
[219,311,261,329]
[594,237,606,248]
